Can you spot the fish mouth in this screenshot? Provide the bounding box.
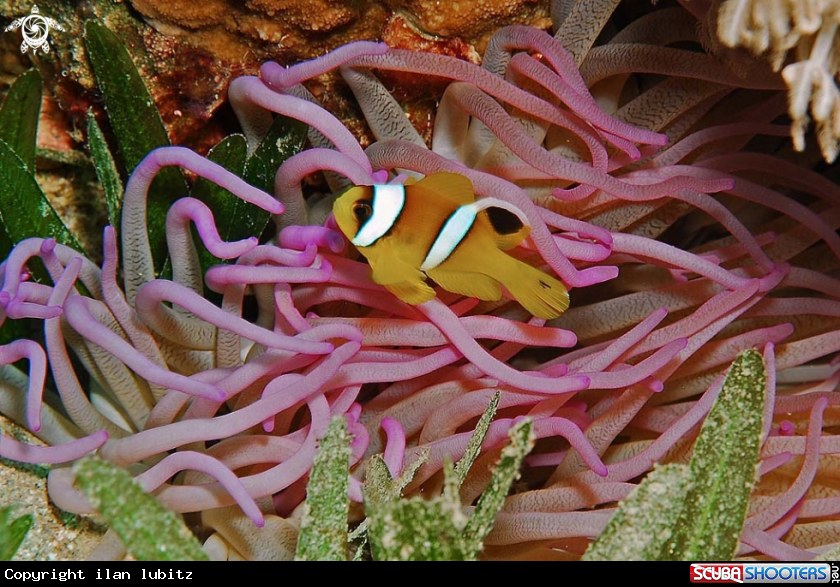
[332,192,357,238]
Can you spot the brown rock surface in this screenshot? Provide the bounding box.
[399,0,550,51]
[129,0,549,61]
[1,1,549,152]
[124,0,549,146]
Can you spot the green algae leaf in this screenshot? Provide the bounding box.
[463,418,535,555]
[87,111,123,230]
[225,129,272,242]
[0,224,12,270]
[363,388,498,541]
[83,21,172,172]
[191,134,249,230]
[351,541,366,561]
[395,448,429,493]
[582,463,692,561]
[190,134,249,279]
[73,456,209,561]
[240,115,307,240]
[366,419,534,561]
[84,20,188,275]
[0,68,44,266]
[363,449,430,509]
[665,349,766,561]
[584,350,766,561]
[0,68,41,171]
[244,115,307,194]
[455,391,500,487]
[352,446,429,558]
[0,139,83,252]
[364,454,400,508]
[367,460,470,562]
[0,506,33,561]
[815,544,840,561]
[371,496,469,561]
[296,416,352,561]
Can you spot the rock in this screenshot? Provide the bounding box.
[2,0,550,153]
[128,0,549,61]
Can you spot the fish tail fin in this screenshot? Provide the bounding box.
[494,256,569,319]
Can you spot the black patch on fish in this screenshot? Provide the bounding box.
[539,280,550,289]
[486,207,523,235]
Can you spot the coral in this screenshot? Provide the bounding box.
[127,0,549,59]
[0,1,551,163]
[0,0,238,150]
[2,1,840,561]
[124,0,549,149]
[713,0,840,162]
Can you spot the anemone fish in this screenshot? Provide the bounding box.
[332,172,570,319]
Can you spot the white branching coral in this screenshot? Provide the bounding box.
[714,0,840,162]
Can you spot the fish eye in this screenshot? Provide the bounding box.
[353,200,373,222]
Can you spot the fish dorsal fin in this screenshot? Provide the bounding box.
[483,206,530,250]
[410,172,475,207]
[463,196,531,251]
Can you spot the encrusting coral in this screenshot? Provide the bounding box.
[2,0,840,560]
[127,0,550,60]
[713,0,840,162]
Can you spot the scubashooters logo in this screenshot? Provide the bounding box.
[690,563,836,584]
[5,5,64,54]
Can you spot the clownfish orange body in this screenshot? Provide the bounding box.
[332,172,569,319]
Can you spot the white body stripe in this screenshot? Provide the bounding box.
[352,184,405,247]
[420,203,480,271]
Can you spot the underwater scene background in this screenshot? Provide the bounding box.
[1,0,840,561]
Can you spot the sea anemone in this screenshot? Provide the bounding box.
[2,1,839,560]
[711,0,840,162]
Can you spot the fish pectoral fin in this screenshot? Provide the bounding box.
[370,256,425,286]
[426,268,502,302]
[370,257,436,305]
[385,280,437,305]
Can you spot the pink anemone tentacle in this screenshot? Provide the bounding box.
[121,146,282,303]
[2,430,109,465]
[0,339,47,432]
[260,42,389,89]
[229,76,371,173]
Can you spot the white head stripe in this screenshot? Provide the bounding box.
[352,184,405,247]
[420,204,479,272]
